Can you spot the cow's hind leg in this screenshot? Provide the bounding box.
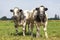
[28,23,31,35]
[28,22,34,37]
[43,22,48,38]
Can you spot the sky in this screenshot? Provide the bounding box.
[0,0,60,18]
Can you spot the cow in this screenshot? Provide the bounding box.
[22,10,35,36]
[33,5,48,38]
[28,5,48,38]
[10,7,26,36]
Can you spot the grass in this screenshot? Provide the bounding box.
[0,20,60,40]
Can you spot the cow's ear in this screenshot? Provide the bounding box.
[35,8,39,10]
[45,8,48,11]
[10,9,13,12]
[19,9,23,12]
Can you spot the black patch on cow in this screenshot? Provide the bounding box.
[40,5,44,7]
[19,9,23,12]
[35,14,46,22]
[35,8,39,10]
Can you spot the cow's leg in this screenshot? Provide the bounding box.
[30,23,34,37]
[36,23,40,38]
[28,23,31,34]
[15,24,18,34]
[24,22,26,33]
[23,22,26,36]
[43,22,48,38]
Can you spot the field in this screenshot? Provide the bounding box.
[0,20,60,40]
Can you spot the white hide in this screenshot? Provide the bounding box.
[40,7,44,11]
[23,10,30,19]
[14,7,19,17]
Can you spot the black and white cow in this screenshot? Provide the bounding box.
[10,7,26,36]
[34,5,48,38]
[28,5,48,38]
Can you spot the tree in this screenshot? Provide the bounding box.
[54,14,60,20]
[0,16,8,20]
[54,14,58,19]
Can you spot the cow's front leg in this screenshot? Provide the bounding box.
[23,22,26,36]
[36,24,40,38]
[15,24,18,34]
[43,22,48,38]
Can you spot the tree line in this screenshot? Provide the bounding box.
[0,14,60,20]
[0,16,13,20]
[49,14,60,20]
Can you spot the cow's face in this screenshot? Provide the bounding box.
[10,7,23,19]
[39,5,48,13]
[35,5,48,17]
[10,7,22,17]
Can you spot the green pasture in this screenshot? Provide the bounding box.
[0,20,60,40]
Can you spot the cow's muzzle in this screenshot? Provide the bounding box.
[13,16,18,20]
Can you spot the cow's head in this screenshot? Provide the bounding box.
[35,5,48,18]
[10,7,23,20]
